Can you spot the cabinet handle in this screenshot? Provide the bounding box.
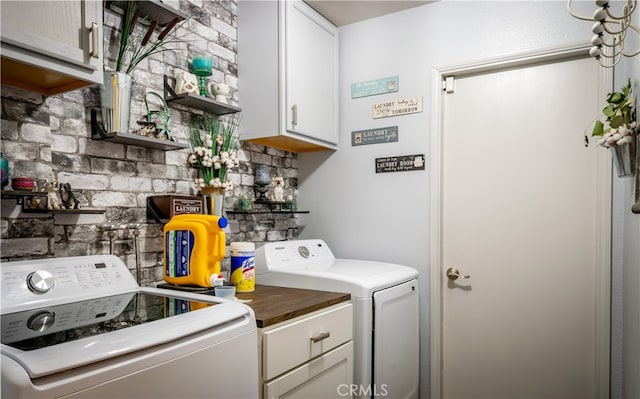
[310,331,330,343]
[90,22,99,58]
[291,104,298,128]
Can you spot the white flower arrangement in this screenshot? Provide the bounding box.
[187,114,240,191]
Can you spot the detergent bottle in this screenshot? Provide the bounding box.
[163,214,228,287]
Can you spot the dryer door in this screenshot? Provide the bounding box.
[373,279,419,399]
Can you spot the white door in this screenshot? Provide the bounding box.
[431,49,611,398]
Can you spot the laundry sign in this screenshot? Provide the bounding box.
[375,154,426,173]
[373,96,423,119]
[351,76,398,98]
[352,126,398,146]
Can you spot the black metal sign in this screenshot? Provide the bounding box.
[375,154,426,173]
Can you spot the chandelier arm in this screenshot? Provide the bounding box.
[621,23,640,57]
[566,0,597,21]
[603,19,630,35]
[604,0,637,21]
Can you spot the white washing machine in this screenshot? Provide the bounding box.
[1,254,259,399]
[255,239,419,399]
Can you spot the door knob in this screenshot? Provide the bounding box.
[446,267,470,280]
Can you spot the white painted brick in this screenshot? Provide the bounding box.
[165,148,189,166]
[176,180,195,194]
[1,237,49,257]
[1,120,19,140]
[189,19,219,42]
[92,191,138,207]
[51,135,77,153]
[208,42,235,63]
[78,138,126,159]
[40,145,52,163]
[212,18,236,40]
[47,97,66,116]
[152,179,175,192]
[184,0,203,7]
[21,123,52,144]
[61,118,90,136]
[57,172,109,190]
[1,141,38,160]
[110,176,152,192]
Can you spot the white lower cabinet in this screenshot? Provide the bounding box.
[259,302,354,398]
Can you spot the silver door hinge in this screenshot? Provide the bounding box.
[442,76,454,93]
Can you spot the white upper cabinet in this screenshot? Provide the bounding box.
[238,0,338,152]
[1,0,103,95]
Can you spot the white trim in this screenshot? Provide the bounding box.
[429,42,612,399]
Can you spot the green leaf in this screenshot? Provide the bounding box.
[610,115,624,128]
[592,120,604,136]
[603,105,615,117]
[609,92,623,104]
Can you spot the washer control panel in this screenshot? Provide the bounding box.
[1,255,137,313]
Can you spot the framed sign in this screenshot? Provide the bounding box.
[375,154,425,173]
[352,126,398,146]
[351,76,399,98]
[373,96,423,119]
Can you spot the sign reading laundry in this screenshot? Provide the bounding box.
[352,126,398,146]
[351,76,399,98]
[375,154,426,173]
[373,96,423,119]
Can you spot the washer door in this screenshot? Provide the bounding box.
[373,279,419,399]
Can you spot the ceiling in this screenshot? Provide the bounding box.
[304,0,432,27]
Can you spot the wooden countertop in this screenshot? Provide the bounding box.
[236,285,351,328]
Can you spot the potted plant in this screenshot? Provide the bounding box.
[187,114,241,215]
[592,79,637,177]
[102,1,184,133]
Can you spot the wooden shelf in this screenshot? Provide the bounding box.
[163,75,241,115]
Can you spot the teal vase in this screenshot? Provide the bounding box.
[0,152,8,189]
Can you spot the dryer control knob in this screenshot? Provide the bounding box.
[27,311,55,332]
[27,270,55,294]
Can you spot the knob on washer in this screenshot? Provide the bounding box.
[27,270,55,293]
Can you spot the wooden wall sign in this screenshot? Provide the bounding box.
[351,76,399,98]
[373,96,423,119]
[352,126,398,146]
[375,154,425,173]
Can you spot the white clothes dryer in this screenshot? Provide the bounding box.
[1,254,259,399]
[255,239,419,399]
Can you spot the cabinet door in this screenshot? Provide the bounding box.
[1,0,102,88]
[264,341,353,399]
[285,1,338,145]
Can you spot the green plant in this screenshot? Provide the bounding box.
[114,1,183,74]
[592,79,636,148]
[188,114,241,191]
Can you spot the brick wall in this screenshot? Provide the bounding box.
[0,0,302,285]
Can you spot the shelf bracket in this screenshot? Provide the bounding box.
[164,75,185,102]
[90,108,109,139]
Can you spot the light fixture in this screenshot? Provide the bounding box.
[567,0,640,67]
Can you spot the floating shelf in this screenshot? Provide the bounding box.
[227,210,309,215]
[90,109,188,151]
[105,0,187,26]
[163,75,241,115]
[1,190,105,214]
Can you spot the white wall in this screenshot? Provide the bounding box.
[298,1,639,397]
